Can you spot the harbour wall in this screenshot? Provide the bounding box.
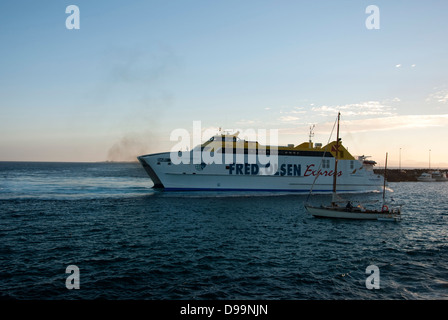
[373,169,447,182]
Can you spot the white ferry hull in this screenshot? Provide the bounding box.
[138,151,384,193]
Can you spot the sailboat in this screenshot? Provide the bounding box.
[304,113,402,221]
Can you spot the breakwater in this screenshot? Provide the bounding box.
[373,168,447,182]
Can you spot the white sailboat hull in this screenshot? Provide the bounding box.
[305,205,401,221]
[303,113,401,221]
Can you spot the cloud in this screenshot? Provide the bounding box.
[289,108,307,114]
[279,116,301,122]
[426,87,448,104]
[275,114,448,138]
[394,64,418,69]
[311,101,397,117]
[235,119,256,126]
[276,106,308,123]
[335,114,448,133]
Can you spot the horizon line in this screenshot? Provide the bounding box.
[0,160,447,170]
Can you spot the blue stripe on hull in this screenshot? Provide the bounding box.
[162,187,357,193]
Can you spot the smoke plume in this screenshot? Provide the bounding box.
[107,132,153,162]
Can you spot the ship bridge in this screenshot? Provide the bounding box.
[199,132,355,160]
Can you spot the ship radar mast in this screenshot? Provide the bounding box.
[309,124,315,148]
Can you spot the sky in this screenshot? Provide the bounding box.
[1,0,448,168]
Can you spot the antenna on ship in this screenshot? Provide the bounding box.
[309,124,315,148]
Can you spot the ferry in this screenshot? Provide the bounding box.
[137,131,385,193]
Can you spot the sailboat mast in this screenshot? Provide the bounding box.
[331,112,340,206]
[383,152,388,202]
[332,112,340,193]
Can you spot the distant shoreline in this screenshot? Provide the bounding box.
[374,168,448,182]
[0,160,140,164]
[0,161,446,182]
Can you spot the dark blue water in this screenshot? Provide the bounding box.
[1,162,448,300]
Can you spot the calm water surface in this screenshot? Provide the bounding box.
[1,162,447,299]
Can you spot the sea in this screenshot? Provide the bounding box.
[1,161,448,302]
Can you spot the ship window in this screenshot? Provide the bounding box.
[323,159,330,168]
[350,161,354,169]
